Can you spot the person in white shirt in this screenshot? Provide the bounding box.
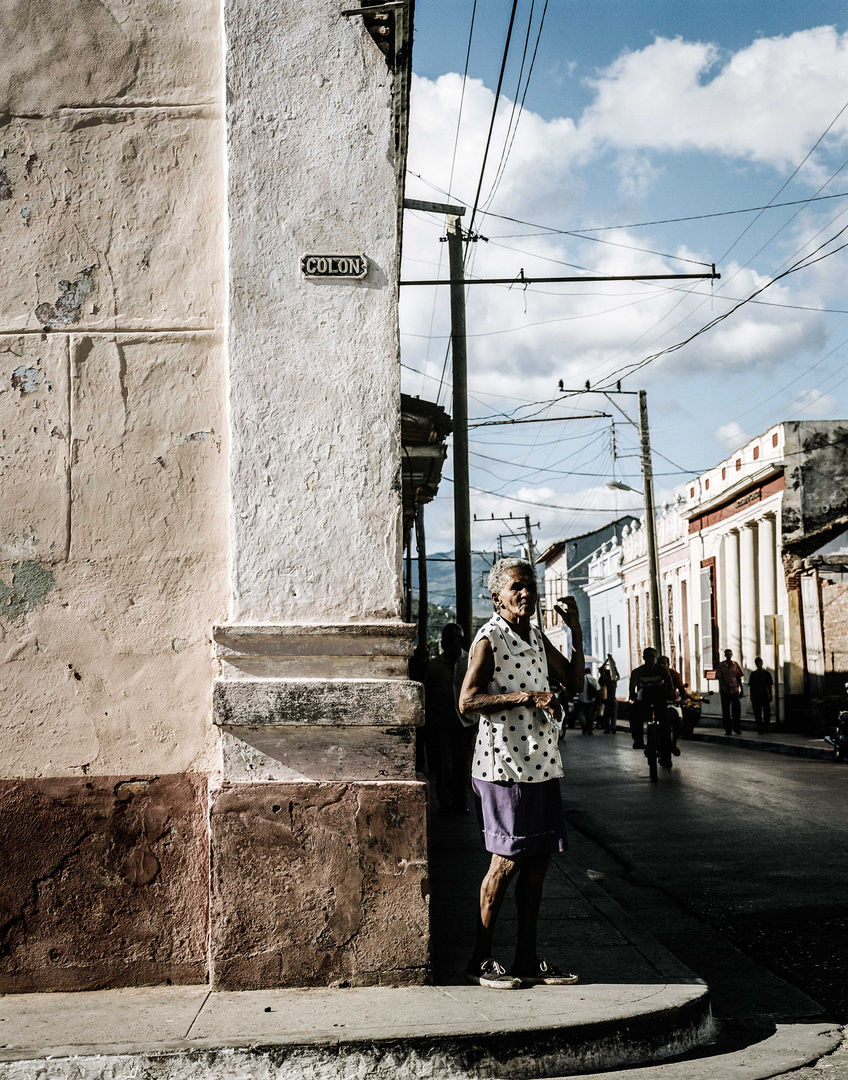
[459,558,584,990]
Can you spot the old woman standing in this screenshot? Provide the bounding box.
[459,557,584,989]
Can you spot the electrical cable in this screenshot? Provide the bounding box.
[717,98,848,264]
[406,169,848,236]
[466,0,519,242]
[479,0,536,214]
[601,218,848,387]
[481,0,549,215]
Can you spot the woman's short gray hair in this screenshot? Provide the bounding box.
[488,557,535,597]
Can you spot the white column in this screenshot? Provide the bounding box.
[740,523,759,668]
[758,515,777,642]
[724,530,742,658]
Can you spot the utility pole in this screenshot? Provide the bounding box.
[638,391,663,655]
[478,513,543,628]
[404,198,472,648]
[415,504,428,645]
[403,197,716,653]
[563,383,664,654]
[524,514,545,628]
[446,214,472,648]
[404,538,413,623]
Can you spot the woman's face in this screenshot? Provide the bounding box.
[494,568,537,622]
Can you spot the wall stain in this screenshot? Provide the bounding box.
[35,266,97,330]
[0,561,55,619]
[10,366,41,394]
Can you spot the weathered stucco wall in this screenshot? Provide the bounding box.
[225,0,403,623]
[0,774,209,991]
[0,0,228,778]
[782,420,848,553]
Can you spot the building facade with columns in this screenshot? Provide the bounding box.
[0,1,426,993]
[609,420,848,723]
[683,426,788,695]
[684,420,848,719]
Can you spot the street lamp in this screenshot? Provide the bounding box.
[606,480,642,495]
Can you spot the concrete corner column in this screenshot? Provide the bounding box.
[214,0,428,990]
[740,523,759,669]
[723,530,742,658]
[758,515,777,657]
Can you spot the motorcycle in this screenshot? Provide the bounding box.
[680,688,710,739]
[825,691,848,762]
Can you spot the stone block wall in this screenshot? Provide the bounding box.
[0,0,227,989]
[0,775,209,992]
[0,0,429,992]
[210,781,429,989]
[820,576,848,694]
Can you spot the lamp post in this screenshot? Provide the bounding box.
[607,478,663,655]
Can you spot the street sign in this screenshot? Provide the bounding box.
[300,254,368,279]
[764,614,785,645]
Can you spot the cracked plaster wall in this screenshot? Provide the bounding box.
[225,0,404,623]
[0,0,228,779]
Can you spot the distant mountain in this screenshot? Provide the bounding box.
[407,548,526,621]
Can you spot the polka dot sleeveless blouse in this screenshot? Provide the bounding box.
[470,613,563,784]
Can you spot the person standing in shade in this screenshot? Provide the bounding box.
[598,655,620,734]
[575,666,599,735]
[748,657,774,734]
[718,648,744,736]
[459,558,584,989]
[424,623,470,815]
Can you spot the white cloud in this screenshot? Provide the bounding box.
[404,28,848,549]
[787,387,840,416]
[576,29,848,170]
[714,421,749,446]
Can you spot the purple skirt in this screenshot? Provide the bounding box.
[472,777,568,857]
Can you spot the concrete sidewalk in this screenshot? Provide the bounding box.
[0,798,714,1080]
[686,724,835,760]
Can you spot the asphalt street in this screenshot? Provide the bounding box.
[558,731,848,1024]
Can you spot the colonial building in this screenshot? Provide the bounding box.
[584,535,629,679]
[617,497,693,680]
[1,0,426,993]
[606,420,848,724]
[537,516,637,654]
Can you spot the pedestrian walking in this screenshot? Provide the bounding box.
[459,559,584,989]
[598,655,619,733]
[717,648,744,735]
[748,656,774,734]
[575,666,600,734]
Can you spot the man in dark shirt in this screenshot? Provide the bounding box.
[425,623,472,814]
[717,648,744,735]
[748,656,774,734]
[628,648,673,752]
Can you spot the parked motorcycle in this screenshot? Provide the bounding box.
[825,692,848,762]
[680,688,710,739]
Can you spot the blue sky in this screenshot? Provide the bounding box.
[400,1,848,563]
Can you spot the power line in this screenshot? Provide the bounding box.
[479,0,536,214]
[406,169,848,235]
[466,0,519,241]
[481,0,549,215]
[717,97,848,264]
[602,219,848,387]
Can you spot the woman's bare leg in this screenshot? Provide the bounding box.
[469,853,520,965]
